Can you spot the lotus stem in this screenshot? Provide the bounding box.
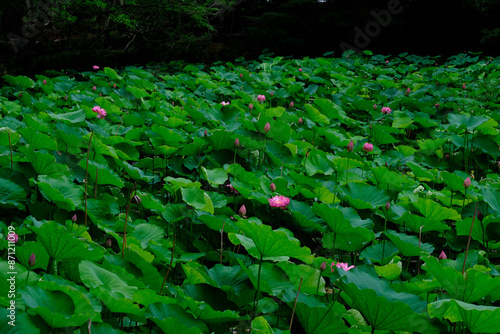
[417,225,424,275]
[346,154,350,185]
[85,130,94,227]
[94,168,98,198]
[462,188,467,214]
[8,132,13,169]
[381,217,387,265]
[289,276,303,332]
[463,202,479,275]
[220,221,225,264]
[121,182,136,259]
[160,233,176,295]
[253,255,264,318]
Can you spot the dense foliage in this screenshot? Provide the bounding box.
[1,51,500,333]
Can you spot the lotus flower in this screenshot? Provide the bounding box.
[462,83,466,89]
[381,107,392,114]
[406,87,411,94]
[270,183,276,192]
[290,101,294,108]
[249,103,254,111]
[28,253,36,267]
[363,142,373,153]
[226,184,239,194]
[235,138,240,147]
[298,117,303,125]
[463,177,471,188]
[43,79,46,85]
[221,101,230,106]
[93,65,99,69]
[238,205,246,216]
[106,239,112,248]
[268,195,290,209]
[438,251,447,260]
[92,106,107,119]
[347,140,354,152]
[71,214,77,223]
[257,95,266,102]
[331,261,355,272]
[264,122,270,133]
[373,104,377,110]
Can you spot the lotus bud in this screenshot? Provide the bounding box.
[28,253,36,267]
[373,104,377,110]
[438,251,447,260]
[406,87,411,94]
[18,92,22,98]
[8,233,18,243]
[71,214,77,223]
[234,138,240,147]
[64,95,68,101]
[463,177,471,188]
[132,194,141,204]
[106,239,112,248]
[270,183,276,192]
[347,140,354,152]
[290,101,294,108]
[462,83,466,89]
[270,91,274,96]
[204,130,208,136]
[298,117,303,125]
[264,122,270,133]
[385,201,390,211]
[238,205,246,216]
[299,68,302,72]
[320,261,327,271]
[249,103,253,111]
[386,60,389,64]
[240,73,243,78]
[435,103,440,108]
[113,83,116,88]
[477,210,484,222]
[363,143,373,153]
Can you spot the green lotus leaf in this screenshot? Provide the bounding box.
[385,230,435,257]
[19,147,69,175]
[294,301,349,334]
[36,175,83,212]
[48,109,86,123]
[145,302,207,334]
[33,221,88,261]
[251,316,274,334]
[428,299,500,333]
[312,203,353,234]
[0,177,27,210]
[181,187,214,214]
[340,183,389,209]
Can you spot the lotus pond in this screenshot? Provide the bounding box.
[1,51,500,333]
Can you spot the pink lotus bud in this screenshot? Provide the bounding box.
[270,91,274,96]
[113,83,116,88]
[257,95,266,102]
[438,251,447,260]
[270,183,276,192]
[18,92,22,98]
[381,107,392,114]
[106,239,112,248]
[320,261,327,271]
[462,83,466,89]
[71,214,77,223]
[498,161,500,169]
[28,253,36,267]
[264,122,271,133]
[463,177,471,188]
[64,95,68,101]
[435,103,440,108]
[290,101,294,108]
[299,68,302,72]
[235,138,240,147]
[99,93,102,96]
[298,117,303,125]
[446,154,450,159]
[249,103,254,111]
[93,86,96,91]
[386,60,389,64]
[406,87,411,94]
[363,142,373,153]
[43,79,46,85]
[240,73,243,78]
[385,201,391,211]
[204,130,208,136]
[93,65,99,70]
[373,104,377,110]
[238,205,246,216]
[7,233,18,243]
[347,140,354,152]
[132,194,141,204]
[477,210,484,222]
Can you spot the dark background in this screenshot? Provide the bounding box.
[0,0,499,75]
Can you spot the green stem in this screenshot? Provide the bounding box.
[463,202,479,275]
[253,255,264,318]
[85,130,94,227]
[8,132,13,169]
[289,276,303,332]
[381,217,387,265]
[461,188,467,215]
[315,271,322,297]
[346,154,350,185]
[26,269,30,285]
[122,183,136,259]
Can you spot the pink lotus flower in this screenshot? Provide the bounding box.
[439,251,447,260]
[43,79,46,85]
[92,106,107,119]
[290,101,294,108]
[93,65,99,70]
[240,73,243,78]
[221,101,230,106]
[249,103,254,111]
[331,261,355,272]
[71,214,77,223]
[226,184,239,194]
[373,104,377,110]
[406,87,411,94]
[347,140,354,152]
[264,122,271,133]
[381,107,392,115]
[462,83,466,89]
[435,103,440,108]
[268,195,290,209]
[363,142,373,153]
[257,95,266,102]
[463,177,471,188]
[113,83,116,88]
[298,117,303,125]
[270,183,276,192]
[299,68,302,72]
[235,138,240,147]
[7,233,18,243]
[239,205,246,216]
